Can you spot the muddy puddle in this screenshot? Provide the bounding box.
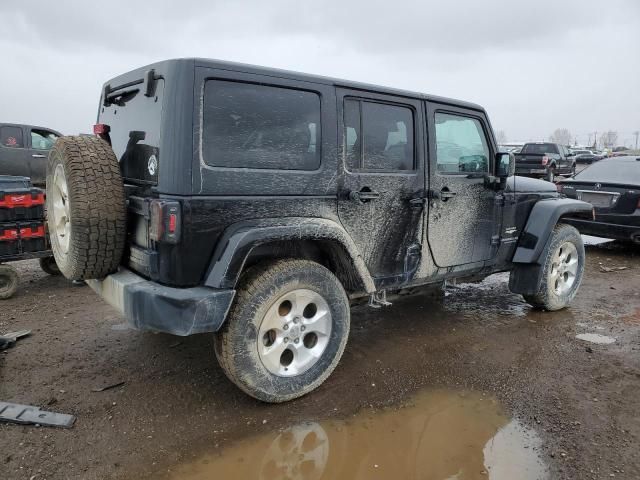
[166,389,546,480]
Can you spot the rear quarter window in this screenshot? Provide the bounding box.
[202,80,321,171]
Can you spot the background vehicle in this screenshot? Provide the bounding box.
[46,59,592,402]
[558,156,640,243]
[0,123,62,186]
[515,142,575,181]
[499,143,525,154]
[573,150,603,164]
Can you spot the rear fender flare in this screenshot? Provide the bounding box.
[512,198,592,264]
[204,218,376,293]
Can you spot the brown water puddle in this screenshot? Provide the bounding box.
[166,389,546,480]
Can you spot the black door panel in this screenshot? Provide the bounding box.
[337,89,425,283]
[426,105,501,267]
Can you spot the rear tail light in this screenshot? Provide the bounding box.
[541,155,549,166]
[93,123,110,135]
[93,123,111,144]
[149,200,181,244]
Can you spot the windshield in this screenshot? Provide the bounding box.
[574,157,640,184]
[521,143,559,155]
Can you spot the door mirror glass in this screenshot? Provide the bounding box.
[496,152,515,178]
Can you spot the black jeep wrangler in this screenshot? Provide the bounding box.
[47,59,592,402]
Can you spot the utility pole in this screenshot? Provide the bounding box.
[634,131,639,150]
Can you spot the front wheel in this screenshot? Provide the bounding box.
[521,224,585,311]
[214,259,350,403]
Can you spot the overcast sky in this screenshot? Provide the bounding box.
[1,1,639,146]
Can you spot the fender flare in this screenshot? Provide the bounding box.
[204,217,376,293]
[512,198,593,264]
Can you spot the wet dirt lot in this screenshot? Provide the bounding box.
[1,239,639,480]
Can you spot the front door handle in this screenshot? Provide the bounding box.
[31,154,46,158]
[428,188,457,201]
[439,189,457,200]
[349,189,380,203]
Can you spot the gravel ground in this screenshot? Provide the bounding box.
[0,239,639,479]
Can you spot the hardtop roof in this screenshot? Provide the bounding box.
[107,58,486,112]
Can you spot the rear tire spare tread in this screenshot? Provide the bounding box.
[214,259,350,403]
[522,223,584,311]
[46,136,126,280]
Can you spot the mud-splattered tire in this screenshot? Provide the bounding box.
[214,259,350,403]
[0,265,18,299]
[39,256,61,276]
[46,136,126,280]
[520,224,584,311]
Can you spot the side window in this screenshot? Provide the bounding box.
[344,99,414,171]
[0,126,24,148]
[434,112,490,174]
[202,80,321,170]
[31,129,59,150]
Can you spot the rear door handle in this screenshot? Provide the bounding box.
[31,154,46,158]
[349,189,380,203]
[428,188,457,201]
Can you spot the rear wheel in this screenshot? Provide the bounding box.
[214,259,350,403]
[545,167,555,183]
[521,224,584,311]
[46,136,126,280]
[39,256,61,276]
[0,265,18,300]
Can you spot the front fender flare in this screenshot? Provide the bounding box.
[512,197,592,264]
[204,217,376,293]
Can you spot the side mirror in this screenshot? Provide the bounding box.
[496,152,515,178]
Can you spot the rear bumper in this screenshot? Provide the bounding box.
[515,167,547,176]
[563,218,640,243]
[86,268,235,336]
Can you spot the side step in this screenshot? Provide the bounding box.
[368,290,392,309]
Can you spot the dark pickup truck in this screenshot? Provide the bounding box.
[0,123,62,186]
[515,142,576,182]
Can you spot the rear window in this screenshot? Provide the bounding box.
[574,158,640,184]
[521,143,559,155]
[344,99,414,171]
[202,80,321,171]
[99,79,165,184]
[0,126,23,148]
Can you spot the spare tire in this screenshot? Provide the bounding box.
[46,136,126,280]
